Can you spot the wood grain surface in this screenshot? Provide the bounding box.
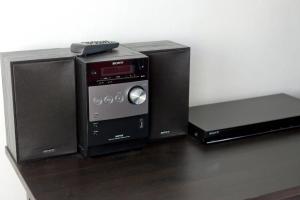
[6,129,300,200]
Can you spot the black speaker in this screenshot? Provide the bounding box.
[1,48,77,162]
[123,41,190,140]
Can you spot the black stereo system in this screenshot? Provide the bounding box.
[1,41,191,162]
[76,46,150,156]
[3,40,300,163]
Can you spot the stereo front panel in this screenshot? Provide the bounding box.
[88,115,148,146]
[88,80,148,122]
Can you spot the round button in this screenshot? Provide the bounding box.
[93,97,102,105]
[128,86,147,105]
[115,93,124,103]
[104,96,114,104]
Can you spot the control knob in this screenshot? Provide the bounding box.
[128,86,146,105]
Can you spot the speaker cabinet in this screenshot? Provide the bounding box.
[1,49,77,162]
[123,41,190,140]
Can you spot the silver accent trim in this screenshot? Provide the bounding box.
[88,80,148,122]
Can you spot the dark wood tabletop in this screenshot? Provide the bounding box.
[247,186,300,200]
[6,129,300,200]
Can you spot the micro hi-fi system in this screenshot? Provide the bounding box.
[2,40,190,162]
[76,46,150,156]
[4,40,300,164]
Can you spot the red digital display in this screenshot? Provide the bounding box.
[101,65,134,76]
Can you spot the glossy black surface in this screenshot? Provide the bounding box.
[86,58,148,86]
[7,128,300,200]
[87,115,149,146]
[189,94,300,131]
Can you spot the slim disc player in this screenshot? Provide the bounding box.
[189,94,300,143]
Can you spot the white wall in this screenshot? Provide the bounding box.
[1,0,300,199]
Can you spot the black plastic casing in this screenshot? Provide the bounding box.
[189,94,300,143]
[75,46,150,157]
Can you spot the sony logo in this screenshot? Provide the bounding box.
[112,61,124,65]
[208,131,220,136]
[115,134,124,138]
[42,148,55,154]
[160,130,171,135]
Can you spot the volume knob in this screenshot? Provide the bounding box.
[128,86,146,105]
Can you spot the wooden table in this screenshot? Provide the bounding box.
[6,129,300,200]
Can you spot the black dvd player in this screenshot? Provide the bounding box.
[189,94,300,143]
